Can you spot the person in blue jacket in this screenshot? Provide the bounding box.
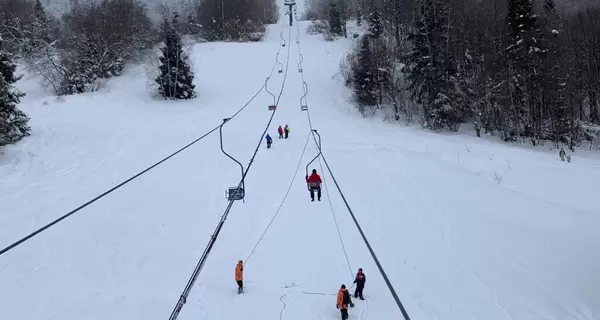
[266,134,272,148]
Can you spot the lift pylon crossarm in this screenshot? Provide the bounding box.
[219,119,245,202]
[305,129,322,177]
[284,0,296,26]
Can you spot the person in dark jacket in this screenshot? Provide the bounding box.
[305,169,322,201]
[353,268,366,300]
[284,124,290,139]
[266,134,272,148]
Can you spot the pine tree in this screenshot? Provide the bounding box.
[543,0,556,12]
[406,0,462,130]
[505,0,542,139]
[328,1,342,36]
[21,0,52,58]
[0,37,31,146]
[367,8,382,38]
[352,36,377,107]
[156,13,196,100]
[356,5,362,26]
[32,0,51,44]
[540,0,569,144]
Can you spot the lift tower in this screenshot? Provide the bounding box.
[284,0,296,26]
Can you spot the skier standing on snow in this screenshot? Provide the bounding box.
[353,268,366,300]
[235,260,244,294]
[305,169,322,202]
[284,124,290,139]
[266,134,273,149]
[278,125,284,139]
[336,284,353,320]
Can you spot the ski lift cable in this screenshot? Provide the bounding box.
[0,21,289,258]
[168,25,293,320]
[294,22,352,278]
[292,34,357,299]
[316,155,353,279]
[295,27,413,320]
[291,18,354,286]
[244,132,311,266]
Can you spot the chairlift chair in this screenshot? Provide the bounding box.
[226,186,245,201]
[307,181,320,191]
[298,54,304,73]
[300,81,308,111]
[268,105,277,111]
[219,118,246,202]
[275,54,284,74]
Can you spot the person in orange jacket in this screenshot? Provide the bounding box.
[235,260,244,294]
[336,284,353,320]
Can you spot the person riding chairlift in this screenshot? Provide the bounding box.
[305,169,322,202]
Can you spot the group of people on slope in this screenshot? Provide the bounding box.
[337,268,366,320]
[265,124,290,149]
[235,260,367,320]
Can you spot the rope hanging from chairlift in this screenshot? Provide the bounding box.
[244,132,312,265]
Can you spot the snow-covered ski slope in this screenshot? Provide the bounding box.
[2,10,600,320]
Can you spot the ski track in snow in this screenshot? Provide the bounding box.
[1,10,600,320]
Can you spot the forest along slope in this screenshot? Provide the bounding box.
[0,10,598,320]
[296,19,600,320]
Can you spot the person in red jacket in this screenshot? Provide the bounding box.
[305,169,322,202]
[353,268,366,300]
[277,125,284,139]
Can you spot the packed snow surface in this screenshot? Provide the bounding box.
[1,14,600,320]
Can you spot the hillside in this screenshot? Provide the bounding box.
[1,10,600,320]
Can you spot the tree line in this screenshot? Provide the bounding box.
[307,0,600,149]
[0,0,279,147]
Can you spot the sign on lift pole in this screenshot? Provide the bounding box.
[284,0,296,26]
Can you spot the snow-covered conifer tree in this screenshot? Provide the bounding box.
[328,0,342,36]
[352,36,377,109]
[156,13,196,100]
[0,36,31,146]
